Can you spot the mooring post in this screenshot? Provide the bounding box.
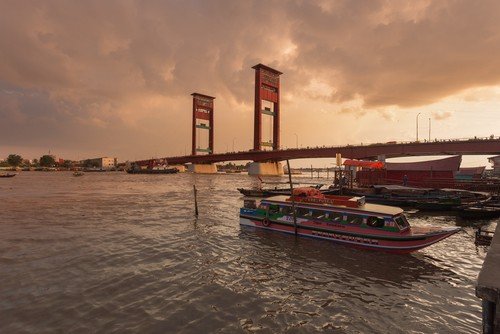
[286,160,298,236]
[310,164,313,179]
[193,184,199,217]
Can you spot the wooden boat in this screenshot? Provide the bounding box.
[126,168,179,174]
[456,205,500,219]
[475,227,494,246]
[239,187,461,253]
[0,173,17,178]
[343,185,489,211]
[237,185,339,197]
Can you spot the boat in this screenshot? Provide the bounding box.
[237,184,339,197]
[126,168,179,174]
[455,198,500,219]
[73,171,84,177]
[475,227,494,246]
[239,187,461,253]
[225,170,242,174]
[343,185,489,211]
[0,173,17,178]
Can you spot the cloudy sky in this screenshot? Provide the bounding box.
[1,0,499,164]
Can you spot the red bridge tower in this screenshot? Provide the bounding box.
[191,93,215,155]
[252,64,282,151]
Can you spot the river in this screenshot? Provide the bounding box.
[0,172,496,333]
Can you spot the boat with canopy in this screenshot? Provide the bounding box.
[239,187,460,253]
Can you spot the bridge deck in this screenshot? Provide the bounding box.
[136,138,500,165]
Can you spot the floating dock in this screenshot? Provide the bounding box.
[476,223,500,333]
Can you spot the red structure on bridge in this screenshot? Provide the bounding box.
[252,64,282,151]
[191,93,215,155]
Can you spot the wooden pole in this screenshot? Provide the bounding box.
[193,184,199,217]
[310,164,313,178]
[286,160,298,236]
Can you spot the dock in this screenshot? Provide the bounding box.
[476,222,500,333]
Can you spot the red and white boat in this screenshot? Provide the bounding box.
[239,188,460,254]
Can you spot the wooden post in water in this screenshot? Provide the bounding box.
[193,184,199,217]
[286,160,298,236]
[326,167,329,179]
[310,164,313,179]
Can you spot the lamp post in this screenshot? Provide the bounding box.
[294,133,298,148]
[416,112,421,141]
[232,137,236,152]
[428,118,431,141]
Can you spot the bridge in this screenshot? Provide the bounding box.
[134,63,500,175]
[137,137,500,166]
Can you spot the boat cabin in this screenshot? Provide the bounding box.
[242,194,411,233]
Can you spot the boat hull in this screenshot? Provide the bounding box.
[239,216,460,254]
[126,168,179,174]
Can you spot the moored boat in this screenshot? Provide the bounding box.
[0,173,17,178]
[239,187,460,253]
[237,185,339,197]
[73,171,84,177]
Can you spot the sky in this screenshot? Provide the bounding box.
[1,0,499,167]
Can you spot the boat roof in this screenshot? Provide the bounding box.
[261,195,403,216]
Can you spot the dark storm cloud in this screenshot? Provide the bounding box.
[1,0,499,157]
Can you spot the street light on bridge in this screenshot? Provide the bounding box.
[416,112,421,142]
[294,133,298,148]
[232,137,236,152]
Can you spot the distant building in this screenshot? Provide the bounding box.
[488,155,500,176]
[83,157,117,170]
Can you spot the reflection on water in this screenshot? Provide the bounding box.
[0,172,496,333]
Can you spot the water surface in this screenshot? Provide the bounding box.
[0,172,496,333]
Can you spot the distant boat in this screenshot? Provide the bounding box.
[73,171,84,177]
[0,173,17,178]
[126,168,179,174]
[225,170,242,174]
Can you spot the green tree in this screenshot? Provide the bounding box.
[40,155,56,167]
[7,154,22,167]
[31,158,39,167]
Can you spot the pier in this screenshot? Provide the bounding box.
[476,223,500,333]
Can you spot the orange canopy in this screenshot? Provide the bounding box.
[343,159,384,169]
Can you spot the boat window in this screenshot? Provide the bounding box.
[269,204,280,214]
[279,206,293,215]
[367,216,385,228]
[326,212,343,222]
[243,199,257,209]
[296,208,309,217]
[394,215,410,229]
[258,203,268,210]
[345,214,362,225]
[309,210,324,218]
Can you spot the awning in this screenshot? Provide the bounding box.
[343,159,384,169]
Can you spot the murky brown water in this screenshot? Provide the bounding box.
[0,172,496,333]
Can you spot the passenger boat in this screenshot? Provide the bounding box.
[0,173,17,178]
[239,188,461,253]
